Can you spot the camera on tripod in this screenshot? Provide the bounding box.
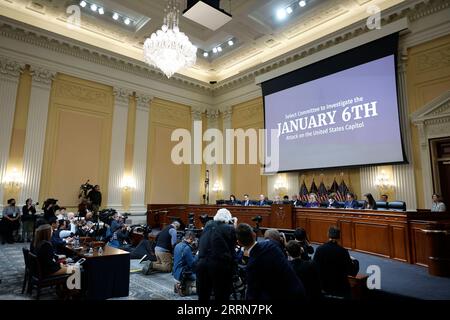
[251,215,263,233]
[199,214,213,227]
[187,212,195,230]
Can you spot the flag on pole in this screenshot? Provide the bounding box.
[299,180,309,202]
[337,179,349,202]
[310,179,318,195]
[317,181,328,203]
[329,179,339,193]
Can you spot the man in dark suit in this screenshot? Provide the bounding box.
[291,194,303,207]
[344,193,359,209]
[313,226,359,298]
[242,194,251,206]
[257,194,268,206]
[236,223,305,300]
[327,193,342,208]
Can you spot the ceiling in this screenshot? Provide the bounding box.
[0,0,405,83]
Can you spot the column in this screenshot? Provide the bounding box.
[188,106,203,204]
[130,93,152,213]
[0,57,22,210]
[360,166,380,199]
[19,66,55,205]
[206,109,221,203]
[393,51,417,210]
[221,106,233,199]
[106,87,131,210]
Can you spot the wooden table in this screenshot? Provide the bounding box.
[147,204,450,270]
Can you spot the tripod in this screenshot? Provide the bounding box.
[204,170,210,205]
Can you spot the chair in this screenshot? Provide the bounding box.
[376,201,388,210]
[22,247,30,294]
[388,201,406,211]
[27,252,69,300]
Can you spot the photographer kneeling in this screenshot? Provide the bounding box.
[173,231,197,296]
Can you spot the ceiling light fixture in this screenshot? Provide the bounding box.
[112,12,119,20]
[299,1,306,7]
[228,40,234,46]
[143,0,197,78]
[90,3,97,12]
[286,7,293,14]
[217,46,222,52]
[98,7,104,15]
[80,1,87,8]
[124,17,131,25]
[276,8,287,20]
[212,47,218,53]
[203,52,209,57]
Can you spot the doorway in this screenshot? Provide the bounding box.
[430,138,450,206]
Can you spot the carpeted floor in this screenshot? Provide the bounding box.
[1,242,449,300]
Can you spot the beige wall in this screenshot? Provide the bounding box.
[39,74,113,208]
[146,98,191,204]
[407,34,450,208]
[231,98,267,198]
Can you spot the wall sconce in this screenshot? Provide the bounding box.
[375,170,394,189]
[3,168,23,189]
[121,175,136,191]
[212,181,222,193]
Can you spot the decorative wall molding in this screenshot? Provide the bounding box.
[411,91,450,208]
[113,87,133,105]
[0,55,23,79]
[136,93,153,111]
[190,106,204,121]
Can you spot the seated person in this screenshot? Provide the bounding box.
[291,194,303,207]
[362,193,377,210]
[173,231,197,296]
[33,224,68,277]
[379,194,388,203]
[228,194,240,206]
[273,195,283,204]
[50,218,70,253]
[306,193,319,208]
[264,229,286,254]
[313,226,359,298]
[293,228,314,260]
[241,194,251,206]
[344,193,359,209]
[431,194,447,212]
[327,193,341,208]
[108,223,130,249]
[235,223,305,300]
[56,207,67,220]
[66,212,77,234]
[286,240,322,301]
[257,194,268,206]
[282,195,291,204]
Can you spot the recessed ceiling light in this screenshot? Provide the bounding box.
[217,46,222,52]
[276,8,287,20]
[112,12,119,20]
[212,47,218,53]
[299,1,306,7]
[203,52,209,58]
[98,7,104,15]
[228,40,234,46]
[286,7,293,14]
[124,18,131,25]
[90,4,97,12]
[79,1,87,8]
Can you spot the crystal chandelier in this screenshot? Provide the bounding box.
[143,0,197,78]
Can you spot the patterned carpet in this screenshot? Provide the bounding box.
[0,243,196,300]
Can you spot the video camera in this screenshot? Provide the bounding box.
[199,214,213,227]
[80,180,94,193]
[98,208,117,224]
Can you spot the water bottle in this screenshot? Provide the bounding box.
[98,247,103,256]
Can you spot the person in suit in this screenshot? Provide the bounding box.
[344,193,359,209]
[431,194,447,212]
[286,240,322,301]
[229,195,240,206]
[21,198,37,243]
[264,228,286,255]
[258,194,268,206]
[196,208,237,301]
[273,195,283,204]
[2,198,21,244]
[306,193,319,208]
[380,194,389,203]
[235,223,305,300]
[327,193,341,208]
[242,194,251,207]
[313,226,359,298]
[33,224,68,277]
[362,193,377,210]
[292,194,303,207]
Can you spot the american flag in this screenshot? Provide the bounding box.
[329,179,339,193]
[299,180,309,202]
[310,179,318,195]
[336,179,349,202]
[317,181,328,203]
